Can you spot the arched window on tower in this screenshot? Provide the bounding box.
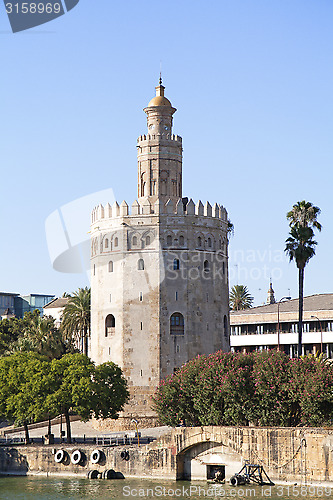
[114,237,118,247]
[170,313,185,335]
[105,314,115,337]
[197,236,202,247]
[204,260,210,274]
[146,236,151,246]
[133,236,137,246]
[167,235,172,246]
[105,239,109,249]
[179,235,185,246]
[138,258,145,270]
[173,259,180,270]
[108,261,113,273]
[208,237,212,248]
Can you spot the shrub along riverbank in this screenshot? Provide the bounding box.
[153,350,333,427]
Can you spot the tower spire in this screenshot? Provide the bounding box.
[159,72,162,86]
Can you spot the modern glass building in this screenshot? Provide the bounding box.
[14,294,55,318]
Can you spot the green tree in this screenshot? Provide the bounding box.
[229,285,254,310]
[0,352,50,443]
[286,200,322,232]
[61,287,91,356]
[285,201,321,357]
[153,351,333,428]
[46,353,129,443]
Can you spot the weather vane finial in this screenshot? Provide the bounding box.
[159,61,162,85]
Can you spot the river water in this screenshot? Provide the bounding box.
[0,477,332,500]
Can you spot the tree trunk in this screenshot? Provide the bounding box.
[298,266,304,357]
[64,408,72,444]
[24,421,30,444]
[83,325,88,356]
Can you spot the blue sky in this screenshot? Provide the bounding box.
[1,0,332,305]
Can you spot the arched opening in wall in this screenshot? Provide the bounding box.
[146,236,151,246]
[108,261,113,273]
[170,313,185,335]
[208,237,212,248]
[105,238,109,249]
[133,236,137,246]
[224,315,228,338]
[197,236,202,247]
[204,260,210,274]
[179,235,185,246]
[105,314,115,337]
[138,258,145,271]
[173,258,180,270]
[219,239,222,250]
[167,235,172,246]
[114,237,119,247]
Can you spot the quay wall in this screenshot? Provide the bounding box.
[1,426,333,484]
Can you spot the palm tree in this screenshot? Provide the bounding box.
[285,202,321,357]
[61,287,91,356]
[287,200,322,232]
[230,285,254,311]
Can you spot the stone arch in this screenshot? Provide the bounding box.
[170,312,184,335]
[105,314,115,337]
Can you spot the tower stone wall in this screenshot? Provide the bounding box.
[90,82,230,420]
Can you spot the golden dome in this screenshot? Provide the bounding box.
[148,95,172,107]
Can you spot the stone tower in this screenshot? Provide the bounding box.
[90,81,230,426]
[267,282,276,304]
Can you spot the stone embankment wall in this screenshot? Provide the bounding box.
[1,426,333,484]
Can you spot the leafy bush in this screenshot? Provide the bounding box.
[153,350,333,427]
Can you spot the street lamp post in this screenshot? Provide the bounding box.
[277,296,291,351]
[311,315,323,354]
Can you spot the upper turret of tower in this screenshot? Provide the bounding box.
[137,80,182,206]
[267,282,276,304]
[147,77,172,107]
[143,78,177,137]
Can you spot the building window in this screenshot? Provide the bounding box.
[208,237,212,248]
[105,238,109,248]
[204,260,210,274]
[139,292,143,301]
[105,314,115,337]
[175,291,178,301]
[108,261,113,273]
[114,237,118,247]
[223,262,225,275]
[173,259,180,270]
[133,236,137,246]
[170,312,185,335]
[224,315,228,338]
[146,236,151,246]
[167,235,172,246]
[141,322,143,330]
[93,264,95,276]
[176,345,180,353]
[179,235,185,246]
[197,236,202,247]
[138,258,145,270]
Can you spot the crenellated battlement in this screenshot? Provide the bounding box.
[91,198,227,224]
[137,133,182,143]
